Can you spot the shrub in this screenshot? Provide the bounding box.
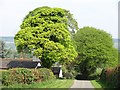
[38,68,55,81]
[63,72,73,79]
[62,65,78,79]
[2,68,55,86]
[88,68,102,80]
[2,70,11,86]
[100,68,106,81]
[88,73,100,80]
[100,65,120,88]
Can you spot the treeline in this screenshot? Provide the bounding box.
[0,41,32,59]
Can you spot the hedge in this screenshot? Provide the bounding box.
[100,65,120,88]
[2,68,55,86]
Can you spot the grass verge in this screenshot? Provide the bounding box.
[1,79,74,88]
[91,80,111,89]
[91,80,102,88]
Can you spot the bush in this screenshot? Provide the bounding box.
[88,73,100,80]
[62,64,78,79]
[100,65,120,88]
[2,68,55,86]
[63,72,73,79]
[100,68,106,81]
[38,68,55,81]
[88,68,102,80]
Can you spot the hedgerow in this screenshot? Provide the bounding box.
[2,68,55,86]
[100,65,120,88]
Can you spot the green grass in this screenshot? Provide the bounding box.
[91,80,102,88]
[91,80,111,89]
[2,79,74,88]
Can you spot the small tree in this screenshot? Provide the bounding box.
[74,26,117,79]
[0,41,10,58]
[14,6,78,68]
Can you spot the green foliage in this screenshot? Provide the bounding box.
[0,41,11,58]
[2,68,55,86]
[119,52,120,64]
[88,68,102,80]
[14,6,78,68]
[91,80,110,88]
[62,63,78,79]
[100,65,120,88]
[38,68,55,81]
[0,40,32,59]
[105,48,118,68]
[2,79,73,88]
[74,26,117,79]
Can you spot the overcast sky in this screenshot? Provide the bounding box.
[0,0,119,38]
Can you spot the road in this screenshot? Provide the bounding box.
[70,80,94,89]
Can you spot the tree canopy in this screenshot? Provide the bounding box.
[14,6,78,68]
[74,27,118,78]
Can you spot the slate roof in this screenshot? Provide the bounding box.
[0,59,38,69]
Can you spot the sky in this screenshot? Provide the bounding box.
[0,0,119,39]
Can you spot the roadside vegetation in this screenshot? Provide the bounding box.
[73,27,118,80]
[91,80,109,88]
[91,64,120,88]
[2,79,73,88]
[1,68,73,88]
[1,6,119,88]
[2,68,55,86]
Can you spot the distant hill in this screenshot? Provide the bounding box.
[0,37,16,50]
[0,36,119,50]
[0,37,14,42]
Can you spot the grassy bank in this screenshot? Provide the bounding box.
[2,79,74,88]
[91,80,110,88]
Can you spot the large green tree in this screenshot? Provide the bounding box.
[74,26,118,79]
[14,6,78,68]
